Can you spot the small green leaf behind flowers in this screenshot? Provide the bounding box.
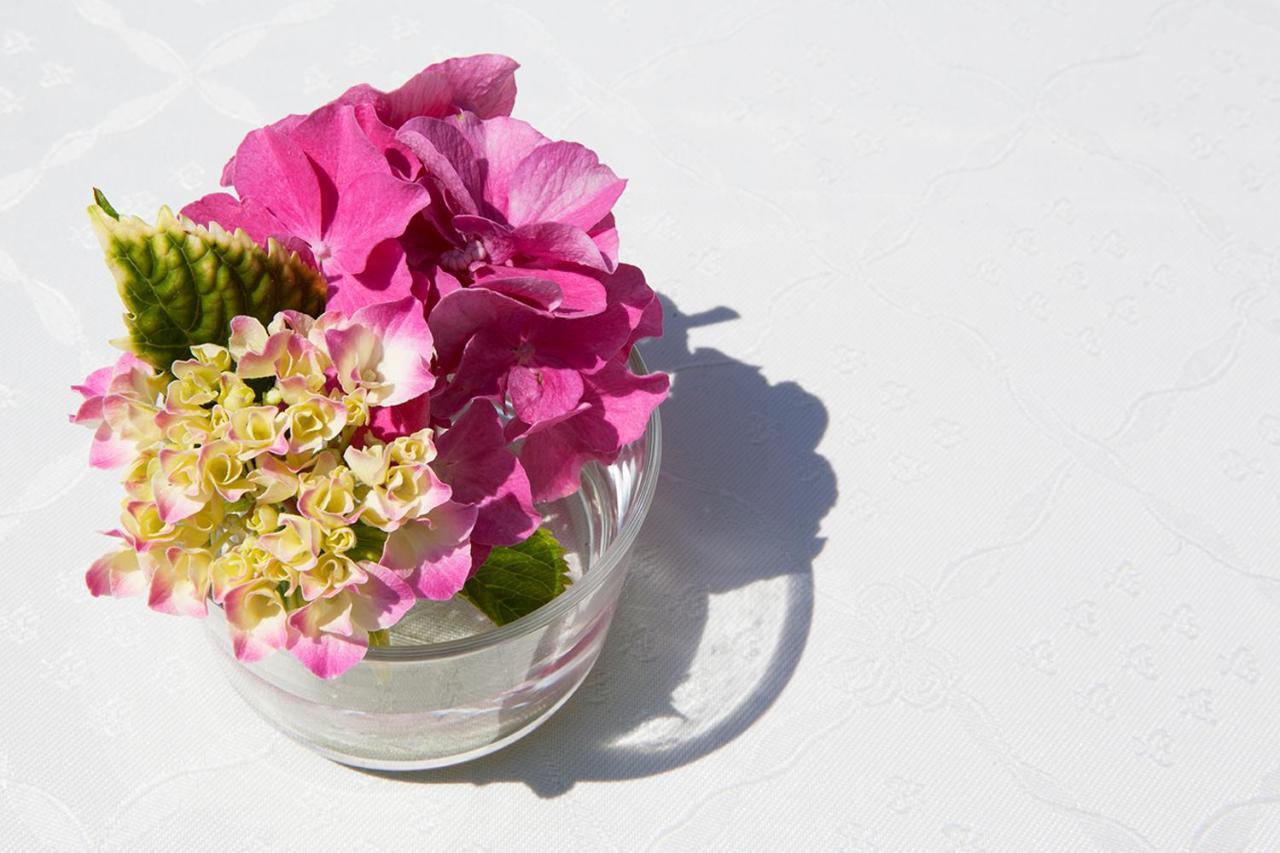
[462,528,573,626]
[88,190,327,372]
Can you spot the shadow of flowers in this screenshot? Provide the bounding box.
[382,296,836,795]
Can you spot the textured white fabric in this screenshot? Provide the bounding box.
[4,1,1280,850]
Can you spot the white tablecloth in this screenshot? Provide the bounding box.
[4,1,1280,850]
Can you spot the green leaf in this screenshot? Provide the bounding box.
[462,528,573,626]
[347,523,389,563]
[88,192,327,371]
[92,188,119,220]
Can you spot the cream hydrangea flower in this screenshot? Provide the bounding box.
[199,440,254,502]
[299,552,363,601]
[224,405,288,459]
[284,393,347,456]
[297,466,360,529]
[248,454,300,503]
[258,513,326,572]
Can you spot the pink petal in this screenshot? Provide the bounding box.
[350,562,416,630]
[346,296,435,406]
[505,141,625,231]
[71,364,114,400]
[327,238,416,313]
[379,54,519,126]
[224,582,289,663]
[230,126,323,241]
[147,549,209,618]
[180,192,290,247]
[434,403,539,546]
[520,356,669,502]
[86,547,147,598]
[286,597,368,679]
[511,222,609,271]
[507,364,584,425]
[380,502,478,600]
[88,424,134,469]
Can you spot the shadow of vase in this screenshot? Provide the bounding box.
[379,296,836,795]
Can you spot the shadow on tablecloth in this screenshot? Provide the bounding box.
[370,295,835,796]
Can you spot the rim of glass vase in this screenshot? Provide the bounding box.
[362,348,662,662]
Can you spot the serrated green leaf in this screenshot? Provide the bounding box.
[462,528,572,626]
[88,193,327,371]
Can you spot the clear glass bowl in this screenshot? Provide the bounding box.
[204,351,661,771]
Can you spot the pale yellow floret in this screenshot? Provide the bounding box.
[297,466,359,529]
[389,429,436,465]
[217,373,257,412]
[300,552,361,600]
[246,503,280,536]
[323,526,356,554]
[284,394,347,455]
[226,406,286,459]
[344,442,391,487]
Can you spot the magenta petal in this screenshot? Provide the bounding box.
[511,222,609,271]
[381,54,519,126]
[471,271,563,312]
[327,238,416,313]
[539,267,609,316]
[428,287,547,367]
[520,356,669,502]
[505,141,626,231]
[507,364,584,425]
[286,599,368,679]
[365,392,432,442]
[328,171,429,278]
[462,115,549,213]
[450,215,516,263]
[180,193,290,247]
[430,329,515,418]
[434,403,540,546]
[231,126,322,240]
[290,102,390,191]
[607,263,664,344]
[350,563,416,630]
[381,502,478,600]
[396,117,483,215]
[589,213,620,270]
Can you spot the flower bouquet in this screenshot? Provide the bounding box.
[73,54,668,682]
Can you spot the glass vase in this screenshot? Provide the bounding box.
[204,351,662,770]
